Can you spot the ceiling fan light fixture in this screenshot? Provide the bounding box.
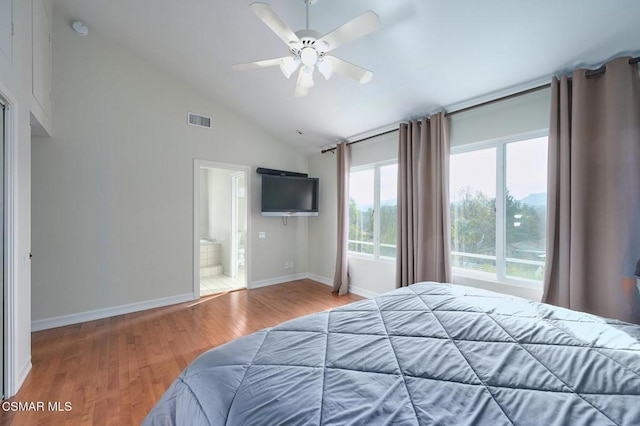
[300,66,315,88]
[359,71,373,84]
[300,47,318,67]
[318,57,334,80]
[280,56,300,78]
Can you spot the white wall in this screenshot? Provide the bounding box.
[30,6,308,322]
[307,151,336,281]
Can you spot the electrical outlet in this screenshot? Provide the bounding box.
[259,232,266,239]
[284,261,289,269]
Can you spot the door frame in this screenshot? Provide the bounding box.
[0,80,19,398]
[193,160,251,298]
[229,172,244,279]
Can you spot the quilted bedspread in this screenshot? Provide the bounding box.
[143,282,640,425]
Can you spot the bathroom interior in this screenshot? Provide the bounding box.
[199,166,247,296]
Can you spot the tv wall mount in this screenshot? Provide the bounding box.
[256,167,308,178]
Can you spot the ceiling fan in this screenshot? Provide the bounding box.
[233,0,381,97]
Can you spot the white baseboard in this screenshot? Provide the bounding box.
[306,273,380,299]
[307,273,332,286]
[31,273,383,332]
[250,273,309,289]
[31,293,194,332]
[349,285,381,299]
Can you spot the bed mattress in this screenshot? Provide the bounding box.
[143,282,640,425]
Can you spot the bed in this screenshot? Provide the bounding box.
[143,282,640,425]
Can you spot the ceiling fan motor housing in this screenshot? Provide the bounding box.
[295,30,324,48]
[293,29,327,65]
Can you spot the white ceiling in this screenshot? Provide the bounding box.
[54,0,640,152]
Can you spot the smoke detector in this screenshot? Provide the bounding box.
[71,21,89,36]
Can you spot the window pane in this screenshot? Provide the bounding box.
[379,164,397,258]
[450,148,496,273]
[349,168,374,255]
[505,137,547,281]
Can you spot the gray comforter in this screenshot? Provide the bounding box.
[143,282,640,425]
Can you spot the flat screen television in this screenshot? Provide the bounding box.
[261,175,319,216]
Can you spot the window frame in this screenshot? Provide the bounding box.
[449,129,548,289]
[348,159,398,263]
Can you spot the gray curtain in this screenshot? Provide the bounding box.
[543,56,640,323]
[332,142,350,295]
[396,113,452,288]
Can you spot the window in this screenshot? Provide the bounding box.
[450,134,548,284]
[349,161,398,259]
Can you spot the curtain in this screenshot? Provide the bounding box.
[396,113,452,288]
[543,56,640,323]
[332,142,350,295]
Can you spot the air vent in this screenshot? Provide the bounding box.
[187,112,212,129]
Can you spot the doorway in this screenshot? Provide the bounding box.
[194,161,250,297]
[0,83,17,398]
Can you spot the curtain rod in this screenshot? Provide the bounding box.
[321,129,398,154]
[321,56,639,154]
[321,84,549,154]
[319,84,550,154]
[447,84,550,117]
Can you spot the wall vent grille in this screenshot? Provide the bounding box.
[187,112,212,128]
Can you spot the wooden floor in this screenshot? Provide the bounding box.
[1,280,361,426]
[200,270,245,296]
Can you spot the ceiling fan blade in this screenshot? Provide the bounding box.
[315,10,380,53]
[232,57,288,71]
[250,2,301,47]
[329,56,373,84]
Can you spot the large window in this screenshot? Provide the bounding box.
[450,135,548,284]
[349,161,397,259]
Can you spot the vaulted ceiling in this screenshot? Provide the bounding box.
[54,0,640,152]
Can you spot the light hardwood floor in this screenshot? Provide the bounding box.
[1,280,362,426]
